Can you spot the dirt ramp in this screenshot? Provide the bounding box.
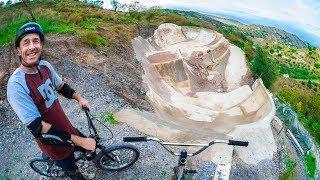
[130,23,277,166]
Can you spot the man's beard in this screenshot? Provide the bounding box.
[20,52,42,67]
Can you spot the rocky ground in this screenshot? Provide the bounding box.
[0,34,307,179]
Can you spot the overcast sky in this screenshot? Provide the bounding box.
[103,0,320,46]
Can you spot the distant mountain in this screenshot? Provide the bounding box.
[165,9,307,48]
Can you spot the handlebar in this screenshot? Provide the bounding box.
[228,140,249,146]
[123,136,248,156]
[123,136,147,142]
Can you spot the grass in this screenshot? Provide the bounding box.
[160,170,167,178]
[281,152,297,180]
[76,29,108,47]
[0,0,208,48]
[250,44,279,88]
[305,150,316,178]
[275,83,320,144]
[100,113,118,125]
[279,63,319,80]
[0,166,12,180]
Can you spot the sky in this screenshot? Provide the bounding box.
[103,0,320,47]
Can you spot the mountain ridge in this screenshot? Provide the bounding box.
[164,9,307,48]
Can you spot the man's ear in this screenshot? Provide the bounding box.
[16,47,21,56]
[40,41,44,51]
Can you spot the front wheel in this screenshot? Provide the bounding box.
[94,144,139,171]
[29,158,66,178]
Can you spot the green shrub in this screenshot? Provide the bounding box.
[186,20,200,27]
[144,9,163,23]
[279,64,319,80]
[76,29,107,47]
[37,18,75,33]
[164,13,188,26]
[305,151,316,177]
[281,154,296,180]
[251,45,279,88]
[0,16,31,45]
[101,113,118,125]
[269,48,275,54]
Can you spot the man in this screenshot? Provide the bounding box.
[7,22,95,179]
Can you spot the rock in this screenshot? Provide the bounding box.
[271,116,283,134]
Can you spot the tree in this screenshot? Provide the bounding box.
[80,0,103,8]
[90,0,103,8]
[110,0,120,11]
[251,45,279,88]
[5,0,12,7]
[145,8,161,22]
[127,0,146,12]
[22,0,36,21]
[0,2,4,7]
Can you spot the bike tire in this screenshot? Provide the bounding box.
[94,143,139,171]
[29,158,66,178]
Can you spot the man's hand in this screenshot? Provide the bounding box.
[71,135,96,152]
[80,137,96,151]
[77,97,90,109]
[72,93,91,109]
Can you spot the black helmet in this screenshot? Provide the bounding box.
[15,22,44,47]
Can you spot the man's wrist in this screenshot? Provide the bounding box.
[72,93,81,101]
[71,134,85,146]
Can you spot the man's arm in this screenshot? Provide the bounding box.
[28,118,96,151]
[57,81,90,108]
[42,121,95,151]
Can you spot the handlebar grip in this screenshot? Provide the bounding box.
[82,106,90,111]
[123,137,147,142]
[228,140,249,146]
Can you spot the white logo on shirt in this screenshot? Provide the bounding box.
[38,78,56,108]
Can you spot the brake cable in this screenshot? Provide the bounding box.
[87,111,114,141]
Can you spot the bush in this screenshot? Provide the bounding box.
[100,113,118,125]
[37,18,75,33]
[281,154,296,180]
[76,29,108,47]
[144,9,162,23]
[305,151,316,177]
[251,45,279,88]
[164,13,188,26]
[278,86,320,144]
[279,64,319,80]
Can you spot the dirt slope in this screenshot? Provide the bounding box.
[0,33,152,111]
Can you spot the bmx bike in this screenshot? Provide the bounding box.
[29,107,139,178]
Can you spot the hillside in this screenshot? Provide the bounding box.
[0,0,319,179]
[164,8,320,147]
[166,9,307,48]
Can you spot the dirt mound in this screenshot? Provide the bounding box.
[0,33,152,110]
